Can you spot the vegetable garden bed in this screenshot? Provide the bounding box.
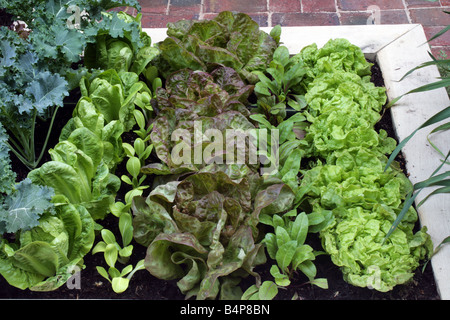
[0,8,448,301]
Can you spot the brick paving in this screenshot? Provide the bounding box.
[133,0,450,56]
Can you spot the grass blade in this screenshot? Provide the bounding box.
[398,59,450,82]
[385,106,450,171]
[417,185,450,208]
[384,151,450,242]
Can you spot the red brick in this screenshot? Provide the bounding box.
[169,0,202,15]
[249,13,269,26]
[204,0,268,13]
[302,0,336,13]
[405,0,441,8]
[409,8,450,26]
[430,46,450,59]
[339,9,409,25]
[441,0,450,6]
[337,0,405,11]
[272,12,339,26]
[269,0,301,13]
[140,0,169,14]
[141,13,199,28]
[202,13,220,20]
[204,12,269,26]
[423,26,450,46]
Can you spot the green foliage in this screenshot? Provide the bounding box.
[92,226,145,294]
[0,203,95,291]
[0,179,54,234]
[241,280,278,300]
[292,38,433,291]
[261,209,328,288]
[0,122,15,196]
[0,0,141,169]
[153,11,278,84]
[253,45,307,125]
[132,171,295,300]
[28,103,122,220]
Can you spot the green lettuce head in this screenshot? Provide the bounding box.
[0,203,95,291]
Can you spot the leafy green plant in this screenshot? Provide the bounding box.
[132,171,295,300]
[94,108,154,294]
[260,209,328,289]
[0,0,141,169]
[0,203,95,291]
[142,65,256,177]
[152,11,278,84]
[0,122,16,196]
[0,178,54,234]
[28,98,122,221]
[253,45,307,124]
[92,224,145,294]
[288,37,434,292]
[241,280,278,300]
[0,26,69,169]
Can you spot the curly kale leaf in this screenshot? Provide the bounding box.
[0,122,16,197]
[0,179,55,234]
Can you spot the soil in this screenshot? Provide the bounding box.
[0,63,441,301]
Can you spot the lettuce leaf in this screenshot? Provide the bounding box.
[295,38,373,89]
[143,66,257,178]
[299,147,432,291]
[320,206,432,292]
[0,203,95,291]
[133,171,294,299]
[154,11,277,84]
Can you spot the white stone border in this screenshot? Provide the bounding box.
[143,24,450,300]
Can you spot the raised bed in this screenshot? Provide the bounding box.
[0,20,447,301]
[144,23,450,300]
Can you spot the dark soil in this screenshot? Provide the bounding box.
[0,63,441,301]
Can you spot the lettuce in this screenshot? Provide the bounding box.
[28,94,123,221]
[143,66,257,177]
[300,147,433,291]
[320,205,432,292]
[295,38,373,89]
[132,171,294,299]
[292,38,433,292]
[79,69,144,132]
[0,203,95,291]
[84,12,159,76]
[153,11,277,84]
[303,70,393,159]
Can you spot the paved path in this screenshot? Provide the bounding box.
[129,0,450,56]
